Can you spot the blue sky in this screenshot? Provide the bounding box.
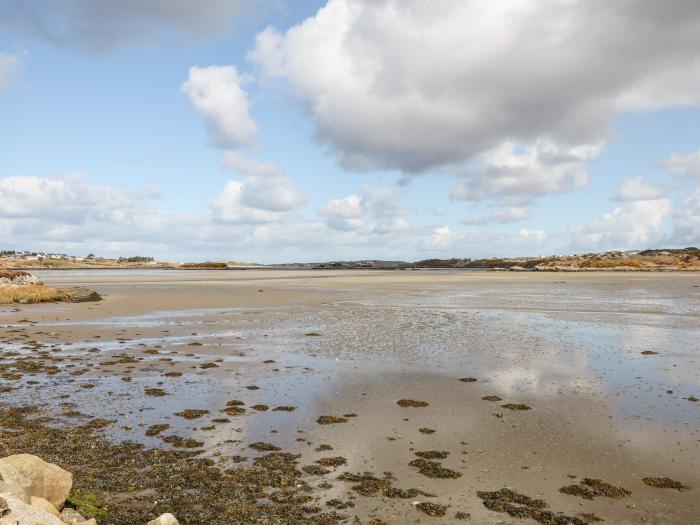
[1,1,699,262]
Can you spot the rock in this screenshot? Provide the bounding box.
[76,519,97,525]
[147,513,180,525]
[14,274,42,285]
[0,497,7,517]
[0,271,41,285]
[0,454,72,509]
[61,286,102,303]
[0,493,65,525]
[30,496,60,517]
[60,507,87,523]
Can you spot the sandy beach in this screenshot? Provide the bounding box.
[1,270,698,524]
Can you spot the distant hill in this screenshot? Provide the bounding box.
[285,247,700,271]
[2,247,698,271]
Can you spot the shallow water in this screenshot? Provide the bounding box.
[1,270,699,523]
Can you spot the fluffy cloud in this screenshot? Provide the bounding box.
[212,175,306,222]
[0,174,302,259]
[422,225,548,254]
[0,175,142,222]
[214,152,307,218]
[319,186,409,233]
[571,199,671,251]
[0,174,412,261]
[0,0,254,51]
[319,195,365,231]
[450,141,598,206]
[0,51,20,92]
[182,65,257,149]
[250,0,700,178]
[519,228,546,243]
[615,177,665,201]
[183,67,307,221]
[670,187,700,245]
[658,149,700,180]
[0,175,212,260]
[212,180,289,223]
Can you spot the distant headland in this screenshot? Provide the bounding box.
[2,247,698,272]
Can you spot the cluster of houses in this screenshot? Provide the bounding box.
[0,250,95,262]
[0,250,158,265]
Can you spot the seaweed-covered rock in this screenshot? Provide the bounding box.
[61,286,102,303]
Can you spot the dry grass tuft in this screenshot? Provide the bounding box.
[0,284,63,304]
[587,258,642,268]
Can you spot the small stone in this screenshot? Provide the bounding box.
[60,507,87,523]
[147,513,180,525]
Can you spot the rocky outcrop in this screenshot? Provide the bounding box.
[0,273,102,304]
[0,454,178,524]
[59,286,102,303]
[0,454,72,509]
[0,270,42,285]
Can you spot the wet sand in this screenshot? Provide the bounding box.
[1,270,698,524]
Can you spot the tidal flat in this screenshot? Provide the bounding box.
[0,270,698,524]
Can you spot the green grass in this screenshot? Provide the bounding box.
[65,489,109,521]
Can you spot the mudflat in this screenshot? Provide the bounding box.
[1,269,698,524]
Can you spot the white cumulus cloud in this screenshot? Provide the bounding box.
[0,175,141,222]
[615,177,665,201]
[571,199,671,251]
[212,153,307,222]
[670,187,700,245]
[451,141,598,206]
[319,195,365,232]
[250,0,700,175]
[319,186,409,233]
[182,65,257,149]
[658,149,700,180]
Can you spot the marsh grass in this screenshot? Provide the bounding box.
[0,284,63,304]
[587,258,642,268]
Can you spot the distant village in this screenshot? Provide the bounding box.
[0,250,157,265]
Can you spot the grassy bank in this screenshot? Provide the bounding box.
[0,284,63,304]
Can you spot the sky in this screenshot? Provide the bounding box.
[1,0,699,263]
